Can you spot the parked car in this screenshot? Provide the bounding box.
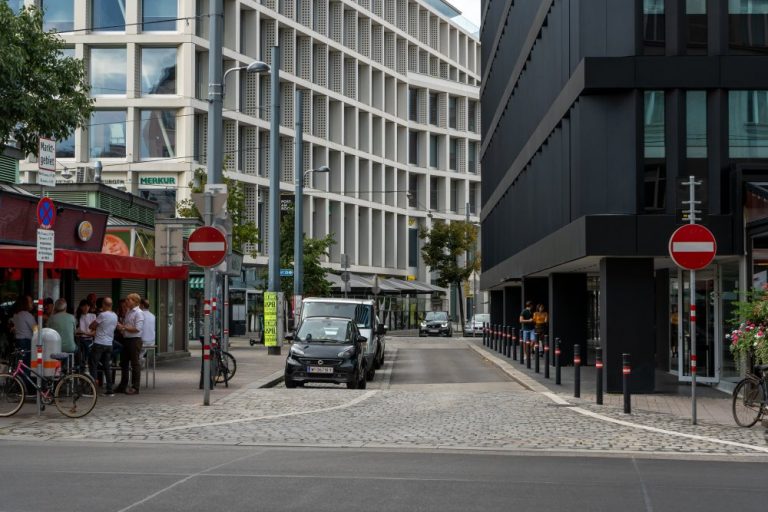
[284,317,367,389]
[419,311,452,337]
[464,313,490,336]
[299,298,385,381]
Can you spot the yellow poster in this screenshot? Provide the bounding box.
[264,292,277,347]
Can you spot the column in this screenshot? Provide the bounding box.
[549,273,588,366]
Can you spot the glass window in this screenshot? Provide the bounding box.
[686,0,707,54]
[449,96,457,129]
[644,91,665,158]
[90,47,126,95]
[430,177,439,210]
[449,138,457,170]
[56,132,75,158]
[729,0,768,54]
[89,111,126,158]
[409,88,418,122]
[686,91,707,158]
[141,47,177,95]
[643,0,665,55]
[469,182,478,214]
[91,0,126,31]
[42,0,74,32]
[140,110,176,159]
[7,0,24,14]
[468,141,477,173]
[729,90,768,158]
[429,93,438,125]
[429,134,438,167]
[409,130,418,164]
[468,101,476,132]
[142,0,177,31]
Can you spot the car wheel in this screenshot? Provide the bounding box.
[284,376,297,388]
[365,364,376,381]
[358,370,367,389]
[375,347,384,369]
[347,370,359,389]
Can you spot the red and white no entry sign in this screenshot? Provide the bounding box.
[668,224,717,271]
[187,226,227,267]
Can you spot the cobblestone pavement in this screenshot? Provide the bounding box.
[1,338,767,459]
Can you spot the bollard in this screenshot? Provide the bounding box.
[503,326,509,356]
[518,331,525,365]
[595,346,603,405]
[483,323,488,347]
[494,325,500,352]
[573,343,581,398]
[543,334,550,379]
[526,337,532,369]
[623,353,631,414]
[555,338,561,385]
[511,328,517,360]
[506,326,513,358]
[534,340,540,373]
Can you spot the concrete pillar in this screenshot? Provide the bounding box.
[655,269,671,372]
[490,290,504,325]
[600,258,656,393]
[549,273,588,366]
[504,285,521,328]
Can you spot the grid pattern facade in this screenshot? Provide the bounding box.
[19,0,481,282]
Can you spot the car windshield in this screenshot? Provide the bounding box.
[473,314,489,323]
[302,302,373,329]
[297,318,351,343]
[425,311,448,321]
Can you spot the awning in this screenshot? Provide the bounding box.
[323,272,444,294]
[0,245,188,280]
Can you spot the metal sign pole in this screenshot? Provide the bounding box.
[687,176,698,425]
[37,264,43,416]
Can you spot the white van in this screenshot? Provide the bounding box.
[299,298,386,381]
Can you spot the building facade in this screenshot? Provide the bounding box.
[481,0,768,392]
[17,0,482,321]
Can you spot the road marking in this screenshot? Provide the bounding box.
[632,458,654,512]
[149,390,379,433]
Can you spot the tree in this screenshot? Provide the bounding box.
[278,203,336,297]
[176,167,260,256]
[0,4,93,156]
[419,220,480,333]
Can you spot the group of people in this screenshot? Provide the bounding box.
[519,301,548,349]
[7,292,156,396]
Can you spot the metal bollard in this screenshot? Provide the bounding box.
[623,353,631,414]
[595,346,603,405]
[543,334,550,379]
[503,326,509,356]
[494,325,500,352]
[483,323,488,347]
[506,326,513,358]
[555,338,561,385]
[511,328,517,360]
[518,332,525,364]
[534,340,540,373]
[526,337,532,369]
[573,343,581,398]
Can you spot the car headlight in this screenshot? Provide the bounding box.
[337,347,354,358]
[420,321,426,328]
[290,345,305,357]
[441,322,448,328]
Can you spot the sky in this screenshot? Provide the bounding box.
[449,0,481,28]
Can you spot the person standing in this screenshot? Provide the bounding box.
[11,295,35,376]
[75,299,96,372]
[89,297,117,396]
[519,300,536,351]
[139,298,156,362]
[533,303,548,350]
[47,298,77,356]
[117,293,144,395]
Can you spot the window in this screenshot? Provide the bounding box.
[7,0,24,14]
[643,0,665,55]
[143,0,177,31]
[429,134,439,168]
[430,177,439,210]
[469,182,478,214]
[468,141,477,173]
[89,111,126,158]
[409,130,419,164]
[141,47,177,95]
[686,0,707,54]
[429,93,438,125]
[408,174,418,208]
[729,90,768,158]
[468,101,477,132]
[56,132,75,158]
[729,0,768,54]
[449,138,458,170]
[91,0,126,31]
[409,88,418,122]
[450,182,458,212]
[448,96,457,129]
[140,110,176,159]
[686,91,707,158]
[90,47,126,95]
[42,0,74,32]
[644,91,665,212]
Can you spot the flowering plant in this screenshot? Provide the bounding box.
[728,286,768,365]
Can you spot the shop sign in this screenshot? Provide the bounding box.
[264,291,278,347]
[77,221,94,242]
[139,175,177,189]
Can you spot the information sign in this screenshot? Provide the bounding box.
[38,138,56,187]
[36,229,54,262]
[264,291,277,347]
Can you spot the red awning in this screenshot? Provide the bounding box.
[0,245,188,280]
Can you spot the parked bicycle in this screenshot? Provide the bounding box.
[0,348,97,418]
[210,335,236,386]
[732,364,768,427]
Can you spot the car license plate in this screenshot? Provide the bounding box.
[429,329,439,333]
[307,366,334,374]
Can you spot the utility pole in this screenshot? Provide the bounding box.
[267,46,282,355]
[294,89,304,320]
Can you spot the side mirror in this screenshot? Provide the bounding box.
[376,323,386,335]
[284,332,294,342]
[357,335,368,344]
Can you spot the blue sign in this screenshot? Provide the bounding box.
[280,268,294,277]
[37,197,56,229]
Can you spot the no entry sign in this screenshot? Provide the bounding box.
[668,224,717,270]
[187,226,227,267]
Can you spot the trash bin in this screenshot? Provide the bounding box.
[31,328,62,377]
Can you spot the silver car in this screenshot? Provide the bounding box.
[464,313,490,336]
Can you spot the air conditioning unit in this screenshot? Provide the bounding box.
[76,166,95,183]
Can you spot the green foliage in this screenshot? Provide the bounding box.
[0,4,93,156]
[176,167,260,257]
[728,287,768,365]
[279,203,336,297]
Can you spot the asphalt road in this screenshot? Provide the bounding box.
[390,343,513,386]
[2,442,767,512]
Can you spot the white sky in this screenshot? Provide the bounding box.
[449,0,481,28]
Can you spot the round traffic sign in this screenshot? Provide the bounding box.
[37,197,56,229]
[668,224,717,270]
[187,226,227,267]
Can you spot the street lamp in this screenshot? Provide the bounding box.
[222,60,270,98]
[294,165,331,304]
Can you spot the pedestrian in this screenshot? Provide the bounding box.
[89,297,117,396]
[47,299,77,359]
[11,295,35,372]
[139,298,155,363]
[42,297,54,327]
[519,300,536,350]
[116,293,144,395]
[533,303,548,349]
[75,299,96,373]
[86,293,97,314]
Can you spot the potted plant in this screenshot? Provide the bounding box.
[728,287,768,370]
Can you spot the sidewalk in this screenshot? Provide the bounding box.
[471,339,736,427]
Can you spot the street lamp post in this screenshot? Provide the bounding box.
[267,45,282,355]
[294,164,330,305]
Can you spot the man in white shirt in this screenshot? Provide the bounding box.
[89,297,117,396]
[139,299,156,348]
[116,293,144,395]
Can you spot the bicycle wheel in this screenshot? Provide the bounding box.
[54,373,97,418]
[732,378,764,427]
[214,352,237,383]
[0,373,25,417]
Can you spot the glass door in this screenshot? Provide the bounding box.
[677,267,720,383]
